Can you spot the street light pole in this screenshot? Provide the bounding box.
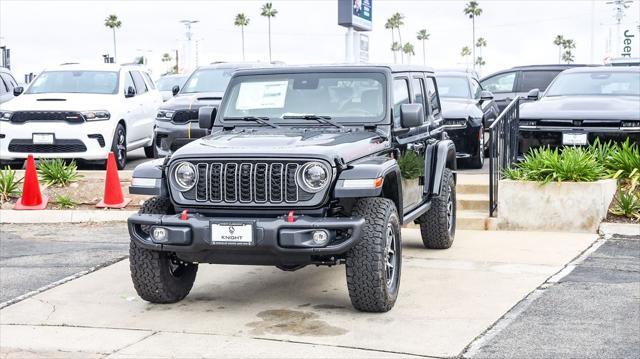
[180,19,199,71]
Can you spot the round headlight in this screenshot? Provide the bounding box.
[300,162,329,192]
[173,162,197,190]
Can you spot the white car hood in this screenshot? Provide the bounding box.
[1,93,121,112]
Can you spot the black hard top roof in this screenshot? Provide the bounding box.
[231,63,435,76]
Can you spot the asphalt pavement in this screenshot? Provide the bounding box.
[468,235,640,359]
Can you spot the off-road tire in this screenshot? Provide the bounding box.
[346,197,401,312]
[419,168,456,249]
[129,196,198,303]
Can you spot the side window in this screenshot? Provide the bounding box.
[412,77,425,108]
[142,72,156,90]
[131,71,148,94]
[393,78,410,123]
[517,70,561,92]
[425,77,441,116]
[470,78,482,99]
[0,77,7,94]
[124,72,136,95]
[1,73,16,90]
[481,72,516,93]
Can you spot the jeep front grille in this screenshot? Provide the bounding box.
[174,159,326,206]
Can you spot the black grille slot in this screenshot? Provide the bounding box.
[172,110,199,124]
[88,134,105,147]
[254,163,268,203]
[196,163,208,201]
[209,163,223,202]
[224,163,238,202]
[285,164,299,202]
[10,111,84,123]
[8,139,87,153]
[270,163,283,203]
[239,163,253,202]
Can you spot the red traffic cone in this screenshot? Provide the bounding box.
[96,152,131,208]
[15,155,48,210]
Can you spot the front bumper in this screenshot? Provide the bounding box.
[154,120,207,157]
[0,120,114,160]
[519,126,640,154]
[128,212,365,265]
[444,122,482,158]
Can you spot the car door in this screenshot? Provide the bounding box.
[129,71,155,144]
[122,71,144,144]
[480,71,517,113]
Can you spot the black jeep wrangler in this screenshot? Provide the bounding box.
[128,65,457,312]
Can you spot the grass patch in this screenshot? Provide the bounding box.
[610,190,640,220]
[0,166,22,203]
[53,194,77,209]
[37,159,81,187]
[504,146,605,183]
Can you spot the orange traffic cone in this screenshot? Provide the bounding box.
[96,152,131,208]
[15,155,48,210]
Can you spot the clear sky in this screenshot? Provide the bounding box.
[1,0,639,80]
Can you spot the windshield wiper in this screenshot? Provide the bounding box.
[223,116,280,129]
[281,114,344,129]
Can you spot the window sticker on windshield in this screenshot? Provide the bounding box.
[237,81,288,109]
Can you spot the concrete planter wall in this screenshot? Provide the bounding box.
[498,179,617,233]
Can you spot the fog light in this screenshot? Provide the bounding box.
[312,230,329,246]
[151,227,168,243]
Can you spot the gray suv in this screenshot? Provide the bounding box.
[128,65,458,312]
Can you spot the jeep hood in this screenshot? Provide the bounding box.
[520,95,640,120]
[2,93,120,111]
[172,129,390,164]
[440,98,482,119]
[161,92,224,110]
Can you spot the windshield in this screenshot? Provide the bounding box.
[437,76,470,98]
[156,75,187,91]
[26,71,119,94]
[546,71,640,97]
[181,68,235,93]
[220,72,386,124]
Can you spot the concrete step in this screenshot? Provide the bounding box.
[457,183,489,195]
[457,193,489,211]
[457,210,489,230]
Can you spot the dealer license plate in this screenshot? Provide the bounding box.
[562,133,587,146]
[211,223,253,245]
[32,133,54,144]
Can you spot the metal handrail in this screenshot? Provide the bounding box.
[488,97,521,217]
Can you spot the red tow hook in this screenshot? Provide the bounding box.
[287,210,295,223]
[181,209,189,220]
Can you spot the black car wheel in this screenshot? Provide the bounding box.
[130,197,198,304]
[144,135,157,159]
[467,126,485,169]
[110,123,127,170]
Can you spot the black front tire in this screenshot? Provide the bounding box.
[143,136,157,159]
[467,127,485,169]
[418,168,456,249]
[110,123,127,170]
[129,197,198,304]
[346,197,401,312]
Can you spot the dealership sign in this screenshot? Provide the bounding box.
[338,0,372,31]
[621,29,635,58]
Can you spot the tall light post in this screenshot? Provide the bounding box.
[606,0,633,54]
[180,19,199,71]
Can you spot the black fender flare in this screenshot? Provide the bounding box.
[129,158,169,196]
[334,156,403,216]
[424,139,457,196]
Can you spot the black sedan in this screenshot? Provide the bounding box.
[519,66,640,154]
[437,71,500,168]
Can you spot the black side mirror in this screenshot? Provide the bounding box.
[400,103,424,128]
[480,90,494,101]
[13,86,24,96]
[527,88,540,100]
[172,85,180,96]
[125,86,136,98]
[198,106,218,130]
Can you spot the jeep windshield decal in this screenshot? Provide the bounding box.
[220,72,387,125]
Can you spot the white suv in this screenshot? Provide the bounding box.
[0,63,162,169]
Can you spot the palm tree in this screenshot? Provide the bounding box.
[475,56,486,72]
[416,29,430,65]
[260,2,278,62]
[104,14,122,62]
[391,13,405,63]
[234,13,250,61]
[391,41,402,58]
[553,35,565,63]
[475,37,487,62]
[461,46,472,69]
[402,43,415,64]
[561,38,576,64]
[562,50,575,64]
[385,17,397,63]
[463,1,482,70]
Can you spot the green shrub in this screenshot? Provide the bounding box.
[397,150,424,180]
[54,194,77,209]
[605,138,640,180]
[0,166,22,202]
[504,146,606,183]
[609,190,640,220]
[37,159,81,187]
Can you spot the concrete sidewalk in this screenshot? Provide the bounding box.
[0,229,596,358]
